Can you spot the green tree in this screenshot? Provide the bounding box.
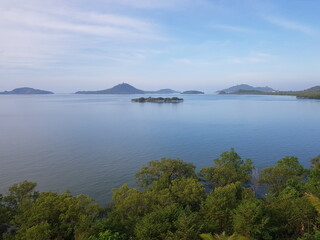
[4,181,37,209]
[306,156,320,197]
[200,232,248,240]
[165,209,201,240]
[260,156,306,195]
[311,156,320,169]
[169,178,205,209]
[134,205,181,239]
[109,184,162,236]
[200,149,254,188]
[302,193,320,240]
[1,181,38,239]
[112,184,154,218]
[232,199,270,239]
[110,177,205,236]
[134,205,200,240]
[135,158,196,188]
[0,194,9,238]
[306,193,320,214]
[200,182,244,234]
[24,221,51,240]
[87,230,125,240]
[266,187,317,239]
[11,191,100,240]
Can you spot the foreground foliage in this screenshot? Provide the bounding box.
[1,150,320,239]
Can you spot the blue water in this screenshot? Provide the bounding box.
[0,94,319,204]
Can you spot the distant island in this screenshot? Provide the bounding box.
[0,87,54,95]
[181,90,204,94]
[132,97,183,103]
[145,89,180,94]
[218,84,275,94]
[76,83,144,94]
[219,84,320,99]
[76,83,180,94]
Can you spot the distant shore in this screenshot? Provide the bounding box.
[219,89,320,99]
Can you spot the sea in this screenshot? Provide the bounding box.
[0,94,319,204]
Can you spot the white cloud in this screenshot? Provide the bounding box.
[1,8,160,40]
[106,0,175,9]
[0,2,164,70]
[229,52,272,64]
[172,58,217,66]
[101,0,212,9]
[265,16,317,35]
[212,24,254,33]
[72,12,154,32]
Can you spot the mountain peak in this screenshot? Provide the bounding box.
[108,83,144,94]
[76,83,144,94]
[115,83,131,87]
[75,83,180,95]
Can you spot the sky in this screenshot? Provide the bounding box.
[1,0,320,93]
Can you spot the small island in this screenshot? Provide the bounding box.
[0,87,54,95]
[181,90,204,94]
[131,97,183,103]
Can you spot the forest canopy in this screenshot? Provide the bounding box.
[1,149,320,240]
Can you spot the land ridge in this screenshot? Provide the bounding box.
[76,83,180,95]
[219,84,320,99]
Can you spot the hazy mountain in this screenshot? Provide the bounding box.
[305,86,320,92]
[181,90,204,94]
[76,83,179,94]
[0,87,54,94]
[220,84,275,93]
[145,89,180,94]
[76,83,145,94]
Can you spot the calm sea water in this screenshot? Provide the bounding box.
[0,94,319,204]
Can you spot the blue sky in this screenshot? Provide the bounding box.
[1,0,319,92]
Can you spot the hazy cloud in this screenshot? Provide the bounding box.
[1,8,160,39]
[212,24,255,33]
[229,52,272,64]
[172,58,217,66]
[265,16,317,35]
[0,3,164,70]
[101,0,212,9]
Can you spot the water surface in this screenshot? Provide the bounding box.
[0,94,319,204]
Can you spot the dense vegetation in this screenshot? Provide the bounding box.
[181,91,204,94]
[296,91,320,99]
[1,149,320,240]
[131,97,183,103]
